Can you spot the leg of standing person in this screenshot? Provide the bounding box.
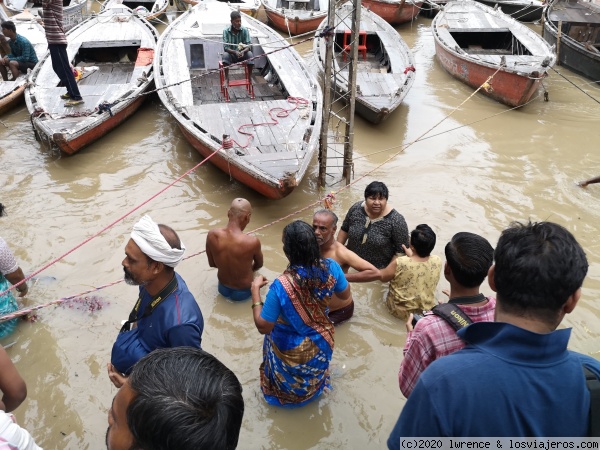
[49,43,82,104]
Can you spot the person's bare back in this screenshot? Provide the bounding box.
[206,199,263,292]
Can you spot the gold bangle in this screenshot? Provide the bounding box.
[251,301,263,309]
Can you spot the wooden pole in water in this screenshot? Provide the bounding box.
[317,0,336,187]
[557,19,562,66]
[342,0,360,185]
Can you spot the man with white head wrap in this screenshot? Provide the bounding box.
[108,216,204,388]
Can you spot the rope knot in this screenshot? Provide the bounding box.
[98,101,114,117]
[319,26,334,41]
[323,192,336,209]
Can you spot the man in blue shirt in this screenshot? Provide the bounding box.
[108,215,204,388]
[388,221,600,444]
[0,21,38,81]
[222,10,253,82]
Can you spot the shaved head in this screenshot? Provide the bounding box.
[229,198,251,216]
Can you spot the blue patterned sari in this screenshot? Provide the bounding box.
[260,264,337,408]
[0,275,18,339]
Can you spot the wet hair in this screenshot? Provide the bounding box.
[410,224,436,257]
[1,21,16,33]
[127,347,244,450]
[282,220,327,286]
[493,221,588,321]
[230,10,241,20]
[314,209,338,227]
[445,232,494,288]
[364,181,389,200]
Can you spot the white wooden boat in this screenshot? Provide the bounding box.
[313,1,416,124]
[25,5,158,154]
[261,0,328,36]
[155,1,322,199]
[173,0,260,18]
[0,7,47,115]
[4,0,87,32]
[543,0,600,81]
[102,0,169,23]
[432,0,555,107]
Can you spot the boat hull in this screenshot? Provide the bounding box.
[263,7,325,35]
[360,0,422,24]
[434,39,543,107]
[178,125,297,199]
[0,84,26,116]
[476,0,543,21]
[35,95,148,155]
[542,1,600,82]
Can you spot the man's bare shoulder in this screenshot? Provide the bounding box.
[330,241,355,265]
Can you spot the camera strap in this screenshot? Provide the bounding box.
[583,365,600,437]
[120,275,179,333]
[431,303,473,332]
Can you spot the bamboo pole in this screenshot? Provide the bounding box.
[317,0,336,187]
[342,0,360,185]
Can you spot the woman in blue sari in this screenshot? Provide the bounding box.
[251,220,350,407]
[0,237,28,338]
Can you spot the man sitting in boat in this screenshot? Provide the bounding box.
[0,21,38,82]
[222,10,254,82]
[108,215,204,388]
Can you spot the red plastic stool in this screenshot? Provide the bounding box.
[342,29,367,61]
[219,61,255,102]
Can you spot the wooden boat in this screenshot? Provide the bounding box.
[4,0,87,32]
[543,0,600,82]
[432,0,555,107]
[155,1,322,199]
[261,0,328,35]
[360,0,423,25]
[173,0,260,18]
[313,2,416,124]
[475,0,544,22]
[0,7,47,115]
[25,5,158,155]
[102,0,169,23]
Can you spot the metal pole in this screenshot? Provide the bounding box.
[342,0,360,185]
[318,0,337,187]
[556,19,562,66]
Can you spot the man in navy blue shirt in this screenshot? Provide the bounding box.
[108,216,204,388]
[388,221,600,444]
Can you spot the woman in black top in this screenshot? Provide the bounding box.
[337,181,409,269]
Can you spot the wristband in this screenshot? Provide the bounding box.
[251,301,263,309]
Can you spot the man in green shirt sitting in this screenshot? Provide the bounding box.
[222,10,254,82]
[0,21,38,81]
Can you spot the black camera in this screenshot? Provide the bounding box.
[412,313,423,327]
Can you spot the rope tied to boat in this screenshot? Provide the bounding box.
[404,65,416,74]
[97,101,115,117]
[319,26,334,41]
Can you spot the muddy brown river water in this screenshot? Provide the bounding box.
[1,7,600,449]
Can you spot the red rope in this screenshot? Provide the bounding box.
[229,97,309,149]
[0,148,222,299]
